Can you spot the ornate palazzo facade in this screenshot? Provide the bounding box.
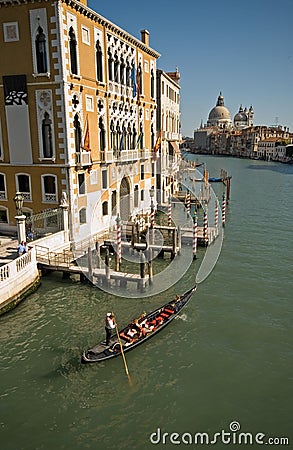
[0,0,160,240]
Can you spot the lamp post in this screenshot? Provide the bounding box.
[13,192,26,244]
[60,191,69,242]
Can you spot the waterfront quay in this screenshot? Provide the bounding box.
[0,162,229,314]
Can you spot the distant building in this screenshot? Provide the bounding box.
[257,138,292,161]
[234,105,254,129]
[156,68,181,204]
[194,92,254,152]
[189,92,293,161]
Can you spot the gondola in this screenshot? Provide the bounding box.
[81,284,197,363]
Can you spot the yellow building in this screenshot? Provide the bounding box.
[0,0,160,241]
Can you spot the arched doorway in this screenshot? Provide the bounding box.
[119,177,131,222]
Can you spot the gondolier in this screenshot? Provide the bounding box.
[105,313,115,346]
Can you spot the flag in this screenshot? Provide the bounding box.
[131,65,137,98]
[153,130,162,153]
[83,115,90,151]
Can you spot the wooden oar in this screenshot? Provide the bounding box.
[112,313,131,383]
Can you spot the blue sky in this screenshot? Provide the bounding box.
[88,0,293,136]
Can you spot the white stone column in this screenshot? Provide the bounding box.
[15,215,26,244]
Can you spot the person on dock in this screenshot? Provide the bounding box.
[17,241,25,256]
[105,313,116,346]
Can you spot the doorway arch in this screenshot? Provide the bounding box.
[119,176,131,222]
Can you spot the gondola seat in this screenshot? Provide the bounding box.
[156,316,164,325]
[161,312,170,318]
[164,308,175,314]
[119,332,133,343]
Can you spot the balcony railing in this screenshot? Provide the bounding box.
[100,149,152,163]
[100,150,115,164]
[44,193,58,203]
[76,151,92,167]
[108,82,133,98]
[20,192,31,201]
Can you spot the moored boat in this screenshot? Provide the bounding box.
[81,284,197,363]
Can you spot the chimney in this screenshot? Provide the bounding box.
[140,29,149,46]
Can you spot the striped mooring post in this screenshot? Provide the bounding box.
[215,199,219,236]
[116,214,122,269]
[192,213,198,259]
[222,194,226,227]
[203,210,208,246]
[186,191,191,216]
[168,196,172,227]
[150,200,155,229]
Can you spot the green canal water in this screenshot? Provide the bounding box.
[1,156,292,449]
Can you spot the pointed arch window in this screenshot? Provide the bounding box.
[116,123,121,153]
[120,57,125,85]
[99,117,106,153]
[127,124,132,150]
[35,26,48,73]
[132,126,137,149]
[114,53,119,83]
[111,190,117,213]
[110,120,115,150]
[96,40,103,82]
[137,62,143,94]
[42,112,53,158]
[102,201,108,216]
[151,124,155,150]
[139,124,144,150]
[126,61,131,87]
[69,27,78,75]
[73,114,82,153]
[108,50,113,81]
[151,69,155,98]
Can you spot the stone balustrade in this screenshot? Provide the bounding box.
[0,246,40,315]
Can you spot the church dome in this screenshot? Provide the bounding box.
[209,105,231,121]
[234,111,247,122]
[207,93,232,128]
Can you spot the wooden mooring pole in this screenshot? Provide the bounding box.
[138,251,146,291]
